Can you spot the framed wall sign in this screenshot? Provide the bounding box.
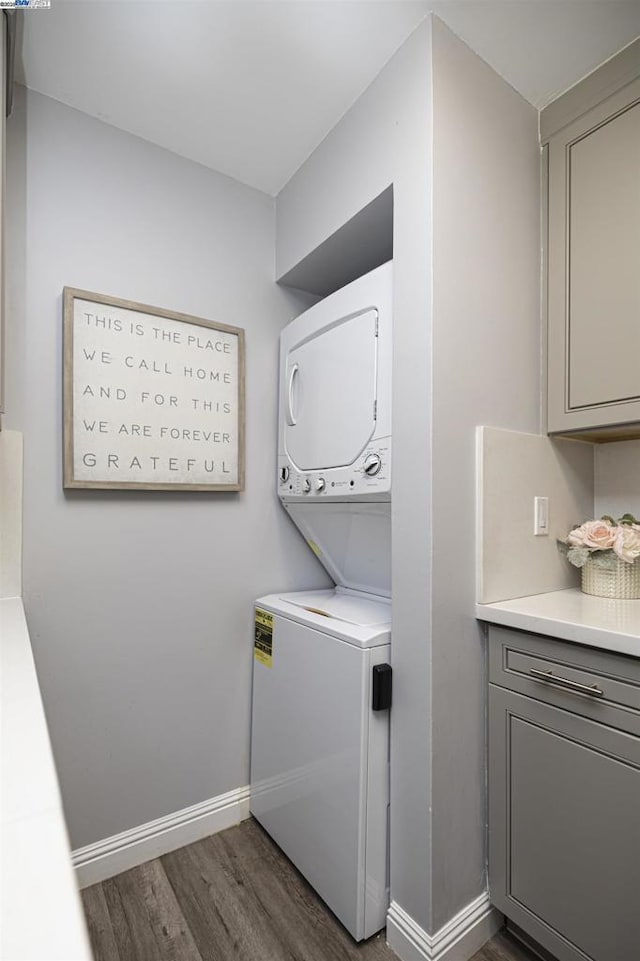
[63,288,245,491]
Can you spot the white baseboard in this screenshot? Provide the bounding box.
[387,892,502,961]
[73,785,250,889]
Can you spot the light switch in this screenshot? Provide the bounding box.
[534,496,549,536]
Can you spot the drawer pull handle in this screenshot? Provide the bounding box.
[529,668,604,698]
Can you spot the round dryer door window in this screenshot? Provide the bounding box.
[284,308,378,471]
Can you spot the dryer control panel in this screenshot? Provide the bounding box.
[278,438,391,501]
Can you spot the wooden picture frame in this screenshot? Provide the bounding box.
[63,288,245,491]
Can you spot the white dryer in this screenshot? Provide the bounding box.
[278,260,391,502]
[250,589,391,941]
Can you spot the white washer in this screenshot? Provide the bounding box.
[250,589,391,942]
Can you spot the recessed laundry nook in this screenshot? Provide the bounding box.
[1,6,639,961]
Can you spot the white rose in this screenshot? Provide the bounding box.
[613,525,640,564]
[580,520,616,551]
[567,520,615,550]
[567,523,588,547]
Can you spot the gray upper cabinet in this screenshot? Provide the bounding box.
[545,41,640,437]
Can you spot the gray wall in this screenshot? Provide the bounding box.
[5,87,329,849]
[277,20,435,930]
[430,19,540,927]
[276,15,540,937]
[594,439,640,521]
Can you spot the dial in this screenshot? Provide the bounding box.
[279,466,289,484]
[363,453,382,476]
[302,478,311,494]
[316,477,326,493]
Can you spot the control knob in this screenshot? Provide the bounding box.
[302,478,311,494]
[279,466,289,484]
[316,477,326,493]
[363,453,382,477]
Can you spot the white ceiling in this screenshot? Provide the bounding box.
[16,0,640,196]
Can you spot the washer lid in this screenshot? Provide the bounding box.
[256,589,391,647]
[284,502,391,598]
[280,589,390,627]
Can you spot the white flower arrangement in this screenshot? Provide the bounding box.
[558,514,640,569]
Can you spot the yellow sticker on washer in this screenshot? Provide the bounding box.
[307,540,322,557]
[254,608,273,668]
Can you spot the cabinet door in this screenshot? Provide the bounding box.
[547,77,640,435]
[489,686,640,961]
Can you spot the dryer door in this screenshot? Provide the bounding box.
[284,309,377,471]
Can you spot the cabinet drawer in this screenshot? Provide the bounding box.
[489,626,640,735]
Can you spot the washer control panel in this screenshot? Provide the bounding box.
[278,438,391,500]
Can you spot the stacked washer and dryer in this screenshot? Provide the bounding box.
[250,262,392,942]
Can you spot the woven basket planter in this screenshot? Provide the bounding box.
[581,556,640,599]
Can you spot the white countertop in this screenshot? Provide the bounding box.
[1,597,93,961]
[477,588,640,659]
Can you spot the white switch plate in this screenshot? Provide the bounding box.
[534,496,549,536]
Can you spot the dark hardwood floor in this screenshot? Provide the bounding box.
[81,818,541,961]
[469,931,547,961]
